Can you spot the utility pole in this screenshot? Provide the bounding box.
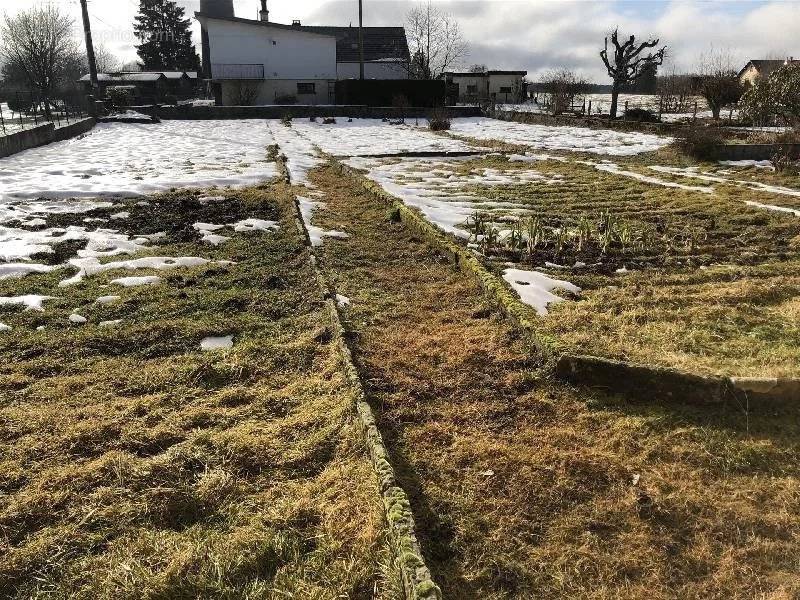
[358,0,364,80]
[79,0,99,88]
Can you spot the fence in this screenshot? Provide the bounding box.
[503,92,739,124]
[0,90,89,138]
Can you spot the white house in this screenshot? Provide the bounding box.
[443,70,528,104]
[196,2,410,105]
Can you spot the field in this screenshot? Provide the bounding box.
[1,115,798,598]
[0,142,396,597]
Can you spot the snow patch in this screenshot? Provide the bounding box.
[0,295,54,311]
[233,218,279,232]
[442,118,671,156]
[0,263,57,280]
[60,256,221,286]
[297,196,349,246]
[111,276,162,287]
[502,268,581,316]
[201,335,233,351]
[0,120,279,202]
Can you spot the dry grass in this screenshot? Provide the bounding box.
[371,147,800,377]
[0,185,394,598]
[306,163,800,599]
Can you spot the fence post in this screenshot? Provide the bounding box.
[658,97,663,121]
[624,100,628,118]
[588,100,592,117]
[693,101,698,123]
[0,103,5,136]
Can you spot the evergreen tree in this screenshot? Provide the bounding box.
[134,0,199,71]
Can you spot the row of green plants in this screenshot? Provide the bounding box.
[464,210,708,259]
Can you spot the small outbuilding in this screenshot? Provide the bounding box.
[78,71,199,103]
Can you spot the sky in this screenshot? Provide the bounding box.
[1,0,798,82]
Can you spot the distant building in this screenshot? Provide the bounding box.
[443,70,527,104]
[738,58,798,86]
[195,2,410,105]
[77,71,199,103]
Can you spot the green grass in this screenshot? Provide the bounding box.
[0,185,395,598]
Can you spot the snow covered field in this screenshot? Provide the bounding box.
[443,117,670,155]
[292,118,480,156]
[0,120,279,202]
[498,93,714,118]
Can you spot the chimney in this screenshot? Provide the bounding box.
[259,0,268,22]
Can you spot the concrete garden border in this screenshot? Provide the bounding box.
[0,117,95,158]
[557,354,800,406]
[278,153,442,600]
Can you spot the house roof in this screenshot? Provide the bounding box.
[444,70,527,77]
[195,13,409,63]
[738,59,798,78]
[78,71,196,83]
[302,26,410,63]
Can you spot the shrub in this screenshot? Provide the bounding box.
[107,87,134,108]
[625,107,660,123]
[772,148,799,174]
[6,96,33,114]
[280,113,292,127]
[427,107,451,131]
[322,117,336,124]
[429,117,451,131]
[676,126,724,160]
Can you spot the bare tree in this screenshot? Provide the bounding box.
[0,5,77,120]
[696,48,743,120]
[469,64,487,74]
[539,69,589,115]
[406,2,468,80]
[657,67,694,113]
[600,28,666,118]
[93,44,121,74]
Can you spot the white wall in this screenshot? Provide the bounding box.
[203,18,337,80]
[221,79,331,105]
[336,61,409,80]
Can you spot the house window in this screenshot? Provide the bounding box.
[297,82,315,95]
[499,86,512,93]
[466,84,478,94]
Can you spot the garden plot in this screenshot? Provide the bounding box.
[467,155,800,376]
[0,120,279,201]
[292,117,481,156]
[0,185,391,597]
[349,151,800,376]
[441,117,671,155]
[304,163,800,599]
[346,155,562,238]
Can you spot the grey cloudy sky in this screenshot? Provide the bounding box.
[2,0,799,81]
